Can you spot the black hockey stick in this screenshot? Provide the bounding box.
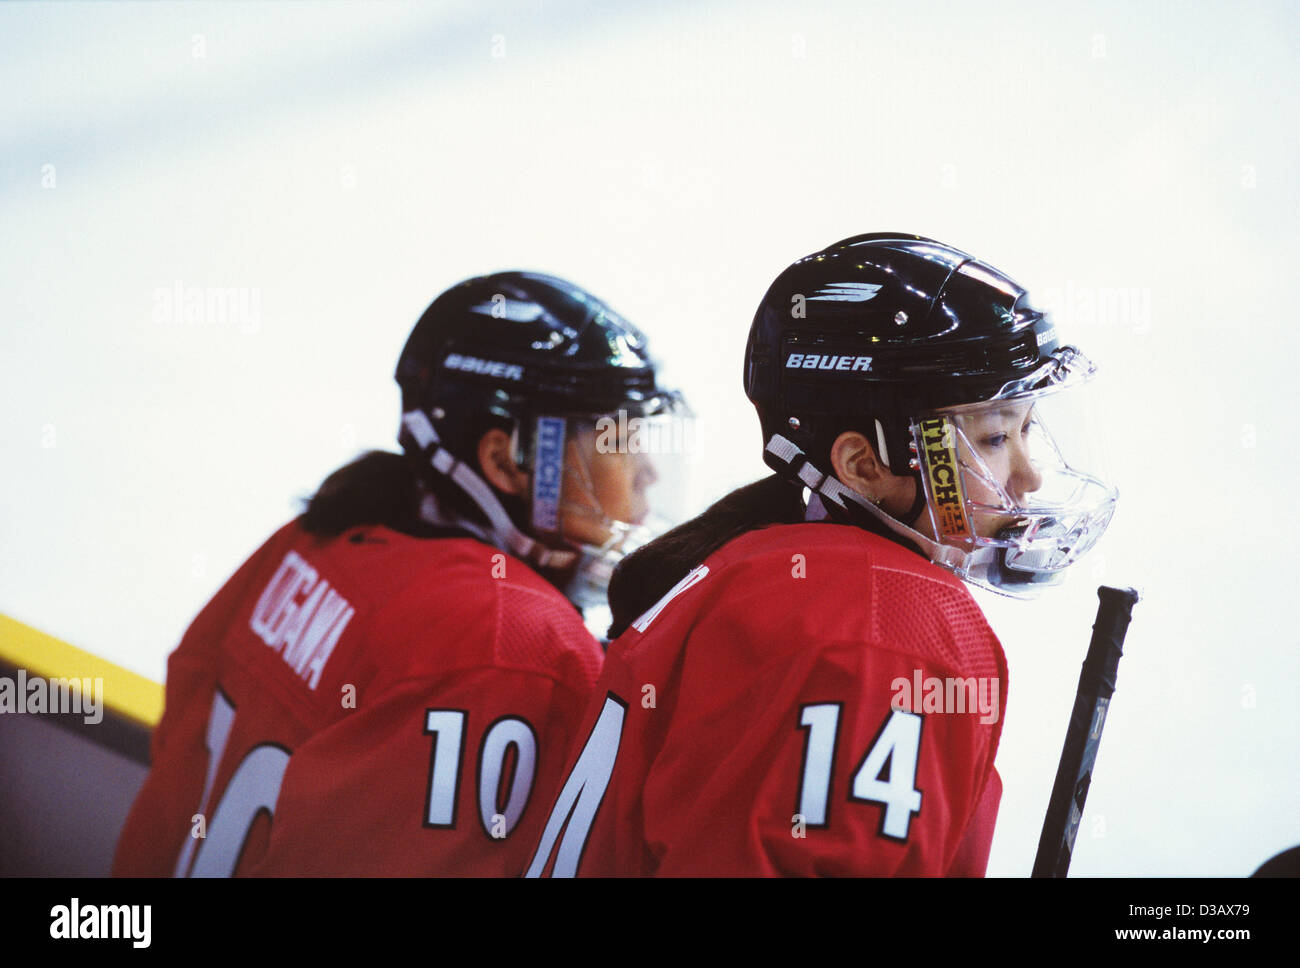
[1031,585,1139,877]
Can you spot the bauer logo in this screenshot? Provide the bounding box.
[443,353,524,381]
[785,353,873,372]
[918,417,971,540]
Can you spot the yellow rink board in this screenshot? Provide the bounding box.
[0,612,163,728]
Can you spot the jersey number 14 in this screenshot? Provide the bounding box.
[524,696,923,876]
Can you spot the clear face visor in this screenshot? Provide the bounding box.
[524,395,694,613]
[911,373,1116,595]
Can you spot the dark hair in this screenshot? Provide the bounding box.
[606,474,806,638]
[300,447,523,538]
[300,451,426,536]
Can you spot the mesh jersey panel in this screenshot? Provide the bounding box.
[870,566,1003,681]
[496,584,603,684]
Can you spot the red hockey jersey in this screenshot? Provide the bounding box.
[114,520,603,876]
[525,523,1008,876]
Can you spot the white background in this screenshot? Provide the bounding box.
[2,0,1296,876]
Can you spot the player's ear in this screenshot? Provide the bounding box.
[478,428,529,496]
[830,430,890,499]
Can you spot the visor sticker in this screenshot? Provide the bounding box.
[919,416,972,540]
[532,416,566,533]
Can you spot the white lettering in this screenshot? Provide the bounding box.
[443,354,524,381]
[49,898,151,948]
[890,672,1000,724]
[0,671,103,725]
[784,354,873,372]
[249,551,354,690]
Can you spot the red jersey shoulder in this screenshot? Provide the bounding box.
[222,521,601,698]
[625,523,1001,680]
[123,521,601,878]
[347,526,599,687]
[580,523,1006,877]
[707,522,968,598]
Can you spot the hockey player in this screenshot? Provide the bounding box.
[525,234,1118,877]
[113,271,686,876]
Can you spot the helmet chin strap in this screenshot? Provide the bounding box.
[402,409,577,570]
[765,434,969,572]
[902,474,929,527]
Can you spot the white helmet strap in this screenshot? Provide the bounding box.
[402,409,577,570]
[764,434,968,572]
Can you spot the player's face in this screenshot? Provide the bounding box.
[558,428,658,547]
[952,400,1044,538]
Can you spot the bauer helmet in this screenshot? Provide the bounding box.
[744,232,1116,596]
[396,271,689,613]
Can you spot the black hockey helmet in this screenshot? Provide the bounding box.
[397,271,678,458]
[396,271,688,596]
[745,232,1061,475]
[744,233,1115,596]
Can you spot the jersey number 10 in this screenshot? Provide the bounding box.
[175,692,290,877]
